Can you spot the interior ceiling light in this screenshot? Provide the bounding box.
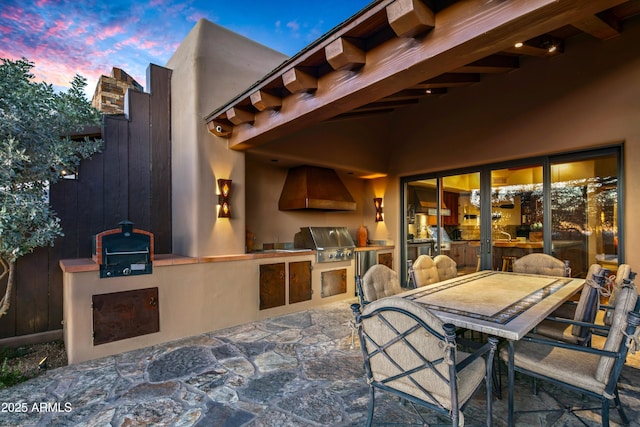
[514,42,523,48]
[547,45,557,53]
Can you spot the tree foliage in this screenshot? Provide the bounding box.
[0,57,103,317]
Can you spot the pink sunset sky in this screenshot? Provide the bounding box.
[0,0,371,97]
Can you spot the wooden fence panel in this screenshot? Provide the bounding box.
[15,249,49,335]
[128,90,151,231]
[149,65,172,254]
[0,65,172,340]
[102,116,130,230]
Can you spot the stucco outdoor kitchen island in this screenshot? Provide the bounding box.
[60,249,373,364]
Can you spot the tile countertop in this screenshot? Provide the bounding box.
[354,245,395,251]
[60,251,312,273]
[60,246,395,273]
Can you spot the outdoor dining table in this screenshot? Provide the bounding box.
[398,270,585,427]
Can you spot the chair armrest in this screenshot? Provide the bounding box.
[456,337,499,372]
[543,315,611,332]
[522,334,619,358]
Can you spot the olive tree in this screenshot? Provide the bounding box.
[0,58,103,318]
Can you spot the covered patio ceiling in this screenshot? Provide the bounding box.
[205,0,640,151]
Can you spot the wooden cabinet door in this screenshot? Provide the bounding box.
[321,269,347,298]
[93,287,159,345]
[260,263,285,309]
[449,242,466,266]
[442,191,459,225]
[289,261,312,304]
[378,252,393,269]
[465,243,479,268]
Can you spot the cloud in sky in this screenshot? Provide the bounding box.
[0,0,371,98]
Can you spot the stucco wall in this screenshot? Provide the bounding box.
[246,16,640,269]
[166,19,288,257]
[63,253,356,364]
[385,17,640,268]
[244,157,396,251]
[168,14,639,271]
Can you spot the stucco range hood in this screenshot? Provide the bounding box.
[278,165,356,211]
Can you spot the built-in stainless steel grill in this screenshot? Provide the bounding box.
[294,226,355,263]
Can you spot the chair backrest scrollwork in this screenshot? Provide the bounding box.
[596,283,639,393]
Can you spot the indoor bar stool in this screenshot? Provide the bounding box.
[502,256,517,272]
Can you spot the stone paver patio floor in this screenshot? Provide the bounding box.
[1,299,639,426]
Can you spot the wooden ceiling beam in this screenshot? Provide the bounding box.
[386,0,435,38]
[218,0,627,149]
[455,55,519,73]
[571,12,621,40]
[503,43,558,57]
[325,37,366,70]
[207,120,233,137]
[225,107,254,125]
[250,90,282,112]
[381,89,433,101]
[282,68,318,94]
[413,73,481,88]
[353,99,420,112]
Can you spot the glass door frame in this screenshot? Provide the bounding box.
[399,145,623,287]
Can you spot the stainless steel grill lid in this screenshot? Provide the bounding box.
[296,227,353,249]
[295,227,355,262]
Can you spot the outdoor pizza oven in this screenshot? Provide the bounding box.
[92,221,154,278]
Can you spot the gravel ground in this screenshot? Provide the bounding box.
[1,341,67,387]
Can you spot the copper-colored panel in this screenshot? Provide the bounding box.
[378,253,393,270]
[289,261,312,304]
[92,287,159,346]
[260,263,285,309]
[321,269,347,298]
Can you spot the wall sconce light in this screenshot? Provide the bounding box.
[374,197,383,222]
[217,179,232,218]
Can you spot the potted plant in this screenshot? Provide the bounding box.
[529,222,543,241]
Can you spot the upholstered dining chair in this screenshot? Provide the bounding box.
[604,264,635,326]
[434,254,458,281]
[512,253,566,277]
[502,280,639,427]
[357,264,402,306]
[534,264,608,345]
[352,298,499,427]
[410,255,440,287]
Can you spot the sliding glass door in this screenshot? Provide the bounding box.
[403,172,483,285]
[550,152,620,277]
[490,165,543,271]
[401,146,622,286]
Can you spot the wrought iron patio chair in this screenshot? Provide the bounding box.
[502,280,640,427]
[357,264,402,306]
[603,264,635,326]
[351,298,499,426]
[534,264,608,345]
[434,254,458,281]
